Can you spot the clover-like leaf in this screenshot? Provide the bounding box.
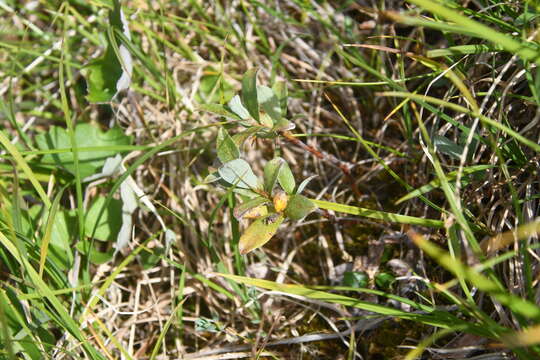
[284,194,316,221]
[234,197,269,220]
[263,157,284,193]
[241,68,259,123]
[216,128,240,163]
[238,214,284,254]
[218,159,259,189]
[277,159,295,194]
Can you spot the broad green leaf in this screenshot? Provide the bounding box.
[216,128,240,163]
[375,272,396,290]
[85,0,132,103]
[284,194,316,221]
[75,241,115,265]
[433,135,464,159]
[263,158,284,193]
[342,271,369,288]
[238,214,284,254]
[35,123,132,179]
[272,80,288,115]
[196,73,234,104]
[227,95,251,120]
[84,197,123,242]
[312,199,444,228]
[257,85,281,122]
[277,160,295,194]
[241,68,260,123]
[233,197,269,220]
[218,159,259,189]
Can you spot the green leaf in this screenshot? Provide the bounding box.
[433,135,464,159]
[375,272,396,290]
[227,95,251,121]
[312,199,444,228]
[257,85,281,122]
[218,159,259,189]
[342,271,369,288]
[277,160,295,194]
[198,103,242,121]
[84,197,123,242]
[85,0,132,103]
[35,123,132,179]
[216,128,240,163]
[196,73,234,104]
[231,126,264,146]
[284,194,316,221]
[238,214,284,254]
[75,241,115,265]
[263,158,284,193]
[272,80,288,115]
[233,197,269,220]
[241,68,260,123]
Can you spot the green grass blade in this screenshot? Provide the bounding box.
[311,199,443,227]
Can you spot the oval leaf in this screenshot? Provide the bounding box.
[277,160,295,194]
[263,158,284,193]
[257,85,281,122]
[284,194,316,221]
[239,214,284,254]
[227,95,251,120]
[216,128,240,163]
[241,68,260,123]
[218,159,259,189]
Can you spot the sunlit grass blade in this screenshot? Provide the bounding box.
[215,273,494,337]
[379,91,540,153]
[402,0,540,65]
[409,231,540,321]
[311,199,443,227]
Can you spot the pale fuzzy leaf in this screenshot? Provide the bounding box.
[227,95,251,120]
[257,85,281,122]
[218,159,259,189]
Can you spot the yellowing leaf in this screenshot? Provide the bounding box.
[238,214,284,255]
